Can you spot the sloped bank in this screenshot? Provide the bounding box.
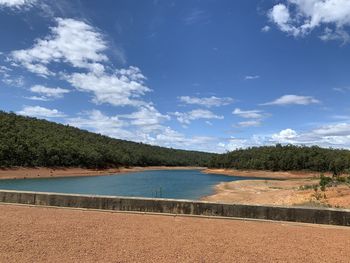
[1,190,350,226]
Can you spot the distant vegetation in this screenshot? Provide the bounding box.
[209,144,350,174]
[0,111,215,168]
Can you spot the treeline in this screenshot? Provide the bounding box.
[209,144,350,174]
[0,111,215,168]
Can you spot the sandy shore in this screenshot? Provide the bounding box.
[204,168,325,179]
[0,166,204,180]
[203,178,350,208]
[1,204,350,263]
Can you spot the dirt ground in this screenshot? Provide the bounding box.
[204,168,324,179]
[203,169,350,208]
[0,166,204,180]
[203,179,350,208]
[1,204,350,263]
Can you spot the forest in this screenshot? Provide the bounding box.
[209,144,350,174]
[2,111,350,173]
[0,111,215,168]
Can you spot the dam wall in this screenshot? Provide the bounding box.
[1,190,350,226]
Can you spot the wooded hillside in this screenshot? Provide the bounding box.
[0,111,215,168]
[209,144,350,174]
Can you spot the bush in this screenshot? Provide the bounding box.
[319,173,332,191]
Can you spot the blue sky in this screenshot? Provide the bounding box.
[1,0,350,152]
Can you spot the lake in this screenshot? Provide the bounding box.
[0,169,258,200]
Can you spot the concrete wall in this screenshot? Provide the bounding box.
[1,190,350,226]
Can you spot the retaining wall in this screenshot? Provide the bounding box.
[1,190,350,226]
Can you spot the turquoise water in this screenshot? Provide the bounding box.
[0,169,258,200]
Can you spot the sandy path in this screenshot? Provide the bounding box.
[0,204,350,263]
[0,166,204,180]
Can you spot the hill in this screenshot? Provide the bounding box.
[0,111,215,168]
[209,144,350,174]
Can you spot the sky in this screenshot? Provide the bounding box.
[0,0,350,153]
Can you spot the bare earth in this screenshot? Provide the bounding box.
[203,179,350,208]
[204,168,325,179]
[1,204,350,263]
[0,166,204,180]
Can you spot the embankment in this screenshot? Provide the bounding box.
[204,168,325,179]
[1,190,350,226]
[0,166,204,180]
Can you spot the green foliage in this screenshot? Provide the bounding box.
[0,111,216,168]
[209,144,350,173]
[319,174,332,191]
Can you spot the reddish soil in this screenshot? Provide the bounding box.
[0,166,204,180]
[204,168,325,179]
[1,204,350,263]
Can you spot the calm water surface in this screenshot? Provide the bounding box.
[0,169,258,200]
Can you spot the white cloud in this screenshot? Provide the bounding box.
[215,121,350,151]
[268,0,350,42]
[244,75,260,80]
[271,128,298,143]
[237,120,262,127]
[0,0,36,8]
[173,109,224,125]
[220,135,267,151]
[233,108,263,119]
[9,18,152,108]
[178,96,233,107]
[261,25,271,32]
[67,110,129,138]
[25,96,50,101]
[67,110,219,152]
[312,123,350,136]
[17,106,65,118]
[270,123,350,147]
[64,66,151,107]
[262,94,320,106]
[333,87,350,93]
[233,108,266,128]
[29,85,70,100]
[0,65,24,87]
[11,18,108,76]
[119,105,170,128]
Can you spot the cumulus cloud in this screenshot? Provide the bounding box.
[173,109,224,125]
[29,85,70,100]
[0,0,36,9]
[271,128,298,143]
[67,110,219,152]
[64,66,151,107]
[220,121,350,151]
[261,94,320,106]
[11,18,108,76]
[178,96,233,108]
[10,18,151,108]
[268,0,350,42]
[17,105,65,118]
[118,105,170,128]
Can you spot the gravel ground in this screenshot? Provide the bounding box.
[1,204,350,263]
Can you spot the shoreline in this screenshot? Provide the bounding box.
[0,166,205,180]
[0,167,327,180]
[203,168,327,179]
